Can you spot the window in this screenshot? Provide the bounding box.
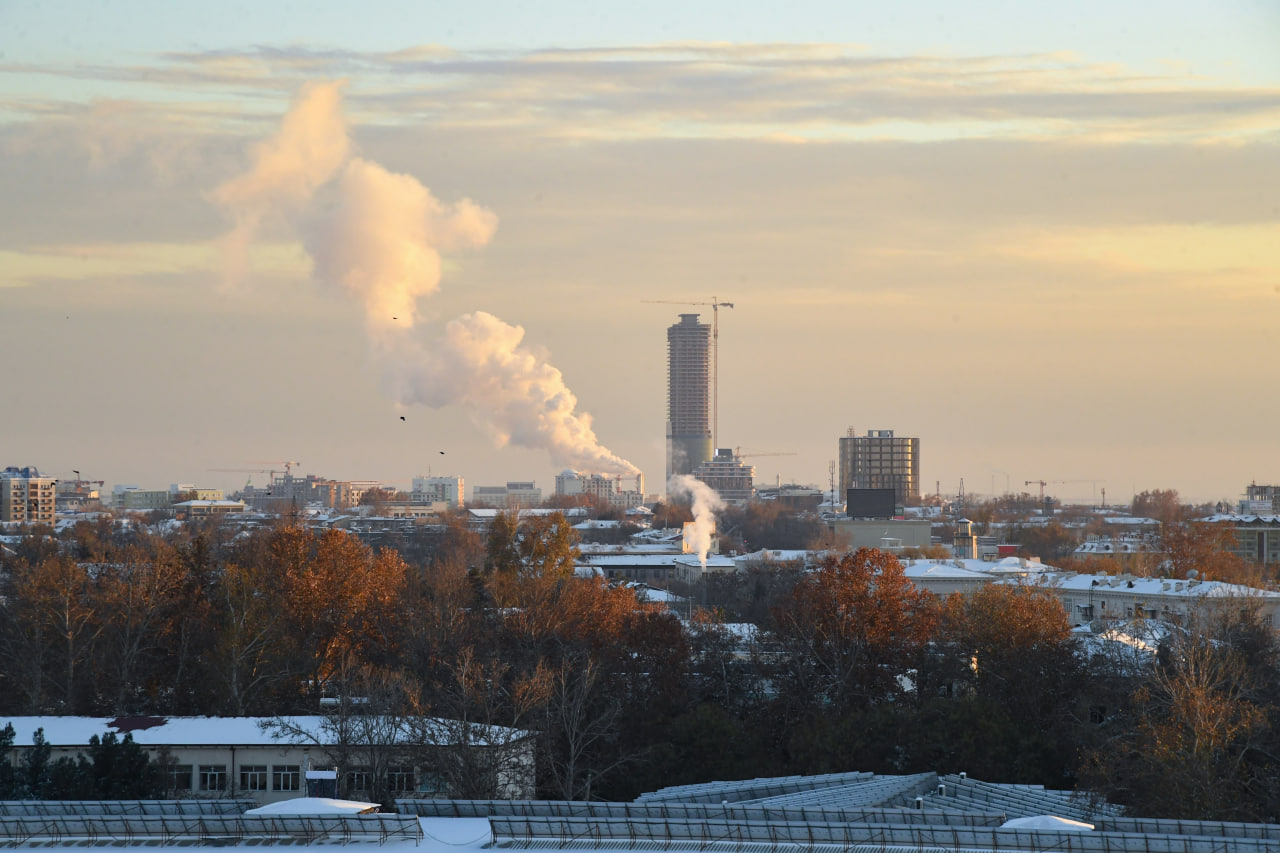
[240,765,268,791]
[347,769,370,793]
[199,765,227,791]
[417,772,447,795]
[167,764,193,791]
[273,765,301,791]
[387,767,416,793]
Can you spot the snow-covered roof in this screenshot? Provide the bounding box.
[1024,573,1280,600]
[1001,815,1093,831]
[627,583,687,604]
[467,508,588,519]
[573,519,624,530]
[734,549,815,564]
[578,543,680,555]
[245,798,378,816]
[579,554,736,569]
[902,562,994,580]
[983,556,1052,574]
[1202,513,1280,525]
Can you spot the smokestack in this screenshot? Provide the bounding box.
[213,82,638,476]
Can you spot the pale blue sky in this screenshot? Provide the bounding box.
[2,0,1277,81]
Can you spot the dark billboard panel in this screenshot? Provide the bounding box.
[846,488,896,519]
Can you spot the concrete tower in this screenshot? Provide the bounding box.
[666,314,713,483]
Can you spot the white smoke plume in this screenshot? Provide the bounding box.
[308,157,498,334]
[667,474,725,569]
[210,81,350,289]
[384,313,640,474]
[212,82,638,476]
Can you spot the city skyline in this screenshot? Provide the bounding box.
[1,1,1278,504]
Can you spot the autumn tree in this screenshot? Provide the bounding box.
[93,539,193,712]
[0,554,105,712]
[1008,521,1079,562]
[769,549,939,716]
[1161,521,1260,584]
[938,582,1079,716]
[1082,622,1274,819]
[1133,489,1184,525]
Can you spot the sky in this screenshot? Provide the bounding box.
[1,0,1278,506]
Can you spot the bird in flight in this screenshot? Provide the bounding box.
[399,416,406,422]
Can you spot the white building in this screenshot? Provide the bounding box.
[412,475,464,509]
[554,470,645,510]
[1,715,535,803]
[471,481,543,509]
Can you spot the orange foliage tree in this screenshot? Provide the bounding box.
[770,548,939,714]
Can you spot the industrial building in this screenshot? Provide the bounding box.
[838,428,920,506]
[666,314,713,483]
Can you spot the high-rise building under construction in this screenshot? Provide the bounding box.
[666,314,713,484]
[838,428,920,507]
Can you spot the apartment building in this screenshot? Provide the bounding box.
[0,466,56,525]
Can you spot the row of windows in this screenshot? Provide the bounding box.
[167,764,423,793]
[166,764,301,792]
[347,768,417,793]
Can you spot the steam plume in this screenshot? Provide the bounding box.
[210,81,349,288]
[668,475,725,569]
[213,82,637,475]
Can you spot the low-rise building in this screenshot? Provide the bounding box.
[172,499,247,518]
[1201,513,1280,566]
[577,552,736,583]
[826,518,933,552]
[471,481,543,509]
[1023,571,1280,628]
[1,715,534,803]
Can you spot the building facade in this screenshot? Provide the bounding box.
[471,481,543,509]
[1,716,535,803]
[666,314,713,484]
[1245,483,1280,513]
[0,467,56,525]
[838,428,920,506]
[690,448,756,504]
[412,475,464,509]
[554,470,645,510]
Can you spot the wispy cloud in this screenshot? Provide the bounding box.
[4,43,1278,143]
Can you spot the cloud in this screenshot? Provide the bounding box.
[5,44,1279,143]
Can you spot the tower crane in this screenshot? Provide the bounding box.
[248,460,300,478]
[643,296,734,449]
[734,447,797,459]
[1025,479,1106,504]
[210,467,279,489]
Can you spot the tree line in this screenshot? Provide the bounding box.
[2,511,1279,818]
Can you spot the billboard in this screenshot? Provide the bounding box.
[845,488,896,519]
